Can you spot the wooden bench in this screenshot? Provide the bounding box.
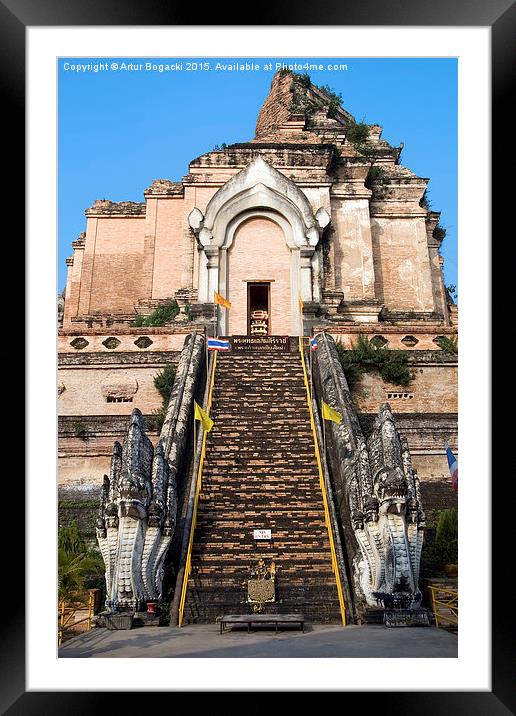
[218,614,305,634]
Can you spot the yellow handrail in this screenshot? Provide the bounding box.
[429,585,458,628]
[178,351,218,627]
[58,589,95,645]
[298,336,347,625]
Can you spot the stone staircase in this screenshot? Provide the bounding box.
[182,350,342,624]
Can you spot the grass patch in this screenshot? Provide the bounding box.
[60,500,99,510]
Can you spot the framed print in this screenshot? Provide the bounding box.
[3,0,510,711]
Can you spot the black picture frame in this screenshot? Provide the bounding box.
[5,0,507,711]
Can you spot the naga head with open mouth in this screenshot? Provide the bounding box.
[374,465,408,515]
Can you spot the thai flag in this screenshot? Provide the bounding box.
[207,337,230,351]
[445,441,458,492]
[310,336,318,351]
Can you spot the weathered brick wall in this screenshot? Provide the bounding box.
[64,240,84,323]
[58,364,172,416]
[151,197,195,299]
[255,72,294,139]
[80,217,148,314]
[331,197,376,300]
[418,477,458,527]
[351,362,457,414]
[227,217,292,335]
[371,217,435,311]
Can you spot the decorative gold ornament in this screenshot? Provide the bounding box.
[244,559,277,613]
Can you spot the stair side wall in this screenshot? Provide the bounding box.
[311,334,365,611]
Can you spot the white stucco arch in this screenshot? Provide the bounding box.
[200,156,319,241]
[189,156,331,335]
[211,184,310,250]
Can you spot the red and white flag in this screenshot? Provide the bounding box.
[445,441,458,492]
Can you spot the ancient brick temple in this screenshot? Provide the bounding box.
[59,71,457,623]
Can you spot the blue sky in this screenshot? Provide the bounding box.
[58,57,457,295]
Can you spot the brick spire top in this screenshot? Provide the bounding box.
[254,70,354,143]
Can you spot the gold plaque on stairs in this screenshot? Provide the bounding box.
[248,578,275,603]
[244,559,276,612]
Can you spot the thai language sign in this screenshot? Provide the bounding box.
[230,336,290,352]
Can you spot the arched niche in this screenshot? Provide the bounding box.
[219,210,298,336]
[192,156,329,335]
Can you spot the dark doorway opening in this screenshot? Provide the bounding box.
[247,283,270,335]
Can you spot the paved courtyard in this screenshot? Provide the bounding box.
[59,623,457,658]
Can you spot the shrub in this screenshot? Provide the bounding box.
[336,335,412,388]
[419,510,458,580]
[297,72,311,88]
[346,120,370,145]
[445,284,458,303]
[132,314,146,327]
[148,364,177,431]
[419,538,442,578]
[419,190,431,209]
[73,422,88,440]
[434,335,458,355]
[154,364,177,403]
[131,299,179,327]
[433,224,447,241]
[365,165,387,188]
[435,508,458,565]
[320,84,343,108]
[145,405,168,433]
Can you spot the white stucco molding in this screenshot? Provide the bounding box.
[196,156,327,249]
[315,206,330,229]
[214,184,305,249]
[187,207,204,230]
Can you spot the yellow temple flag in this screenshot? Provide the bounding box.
[298,292,303,315]
[194,401,214,433]
[322,401,342,424]
[214,291,231,309]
